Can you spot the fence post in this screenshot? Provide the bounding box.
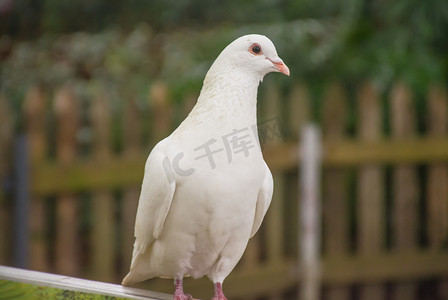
[13,134,29,268]
[300,124,321,300]
[263,84,285,300]
[427,85,448,298]
[357,82,385,300]
[121,95,142,277]
[0,94,13,265]
[90,88,115,282]
[321,83,350,300]
[286,83,310,266]
[263,84,285,265]
[54,86,80,276]
[390,82,418,300]
[24,86,50,272]
[427,85,448,248]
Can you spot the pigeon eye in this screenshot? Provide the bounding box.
[250,44,262,55]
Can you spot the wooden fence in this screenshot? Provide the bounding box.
[1,81,448,299]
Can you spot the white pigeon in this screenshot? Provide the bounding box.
[122,34,289,300]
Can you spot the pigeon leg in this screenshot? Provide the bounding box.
[174,278,195,300]
[212,282,228,300]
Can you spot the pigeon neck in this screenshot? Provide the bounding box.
[195,68,260,124]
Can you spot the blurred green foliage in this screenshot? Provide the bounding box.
[1,0,447,102]
[0,279,128,299]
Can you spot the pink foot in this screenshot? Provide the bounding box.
[212,282,228,300]
[174,278,197,300]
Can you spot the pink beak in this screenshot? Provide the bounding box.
[268,57,290,76]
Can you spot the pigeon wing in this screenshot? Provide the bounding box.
[250,162,273,238]
[132,144,176,257]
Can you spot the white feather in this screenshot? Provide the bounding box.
[251,163,274,238]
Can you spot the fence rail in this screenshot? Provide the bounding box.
[1,81,448,299]
[0,266,171,300]
[29,137,448,195]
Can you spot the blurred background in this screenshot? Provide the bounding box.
[1,0,448,299]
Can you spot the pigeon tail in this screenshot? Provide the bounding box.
[122,271,154,286]
[121,272,137,286]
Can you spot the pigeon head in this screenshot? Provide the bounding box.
[221,34,290,79]
[205,34,290,86]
